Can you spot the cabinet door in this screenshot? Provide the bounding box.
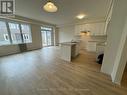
[89,23,106,36]
[75,24,85,35]
[85,24,90,31]
[89,24,96,35]
[87,42,96,52]
[75,25,80,35]
[80,24,85,32]
[75,22,106,36]
[95,23,102,35]
[96,23,105,35]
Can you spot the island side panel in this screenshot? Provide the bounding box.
[60,45,71,62]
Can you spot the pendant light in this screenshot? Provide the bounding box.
[43,0,58,12]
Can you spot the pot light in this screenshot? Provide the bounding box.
[43,1,58,12]
[76,14,86,19]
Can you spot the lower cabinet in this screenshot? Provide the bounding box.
[86,42,97,52]
[71,43,80,57]
[60,42,80,62]
[86,42,106,53]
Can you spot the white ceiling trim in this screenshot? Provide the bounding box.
[57,17,106,27]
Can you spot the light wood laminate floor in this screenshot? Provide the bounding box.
[0,47,127,95]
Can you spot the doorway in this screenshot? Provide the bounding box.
[41,27,53,47]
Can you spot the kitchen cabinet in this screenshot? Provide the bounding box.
[86,41,97,52]
[60,42,80,62]
[75,24,85,35]
[74,42,80,56]
[88,23,106,36]
[75,25,79,35]
[96,44,105,53]
[87,41,106,52]
[75,22,106,36]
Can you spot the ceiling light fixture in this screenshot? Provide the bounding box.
[81,31,90,36]
[76,14,86,19]
[43,1,58,12]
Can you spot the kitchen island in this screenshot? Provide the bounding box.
[60,42,80,62]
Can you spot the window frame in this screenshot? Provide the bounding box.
[0,20,11,46]
[8,22,23,44]
[20,23,32,43]
[41,26,53,46]
[0,19,32,46]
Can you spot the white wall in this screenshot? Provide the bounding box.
[101,0,127,78]
[27,24,42,51]
[111,17,127,84]
[54,27,59,46]
[59,25,75,43]
[0,45,20,56]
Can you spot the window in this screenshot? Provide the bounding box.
[21,24,32,43]
[0,21,10,46]
[4,34,9,41]
[41,27,52,31]
[0,20,32,46]
[9,23,22,44]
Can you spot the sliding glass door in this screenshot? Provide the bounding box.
[46,31,52,46]
[41,27,53,47]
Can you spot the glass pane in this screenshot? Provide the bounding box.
[41,27,53,47]
[42,31,47,46]
[21,24,32,43]
[41,27,52,31]
[0,21,10,46]
[9,23,22,44]
[47,31,52,46]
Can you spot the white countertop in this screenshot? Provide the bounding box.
[60,42,77,46]
[88,40,105,42]
[88,40,107,46]
[97,42,107,46]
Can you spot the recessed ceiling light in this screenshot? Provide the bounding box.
[76,14,86,19]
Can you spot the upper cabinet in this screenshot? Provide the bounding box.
[90,23,106,36]
[75,22,106,36]
[75,24,85,35]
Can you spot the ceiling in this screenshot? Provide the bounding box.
[16,0,111,26]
